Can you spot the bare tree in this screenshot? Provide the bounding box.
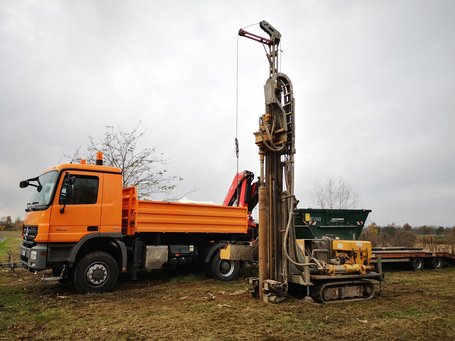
[392,229,416,247]
[66,124,182,199]
[403,223,412,231]
[360,223,379,246]
[312,177,359,209]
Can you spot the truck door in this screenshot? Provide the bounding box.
[48,171,103,243]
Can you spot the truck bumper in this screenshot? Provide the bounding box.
[20,243,48,271]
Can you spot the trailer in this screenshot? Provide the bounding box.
[371,247,455,270]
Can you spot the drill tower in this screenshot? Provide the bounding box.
[240,21,296,302]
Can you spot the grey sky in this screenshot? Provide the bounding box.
[1,0,454,226]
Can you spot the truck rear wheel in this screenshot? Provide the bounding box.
[209,252,240,281]
[73,251,118,293]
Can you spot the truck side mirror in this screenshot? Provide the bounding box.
[19,177,42,191]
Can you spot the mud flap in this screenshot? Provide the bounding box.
[220,243,257,261]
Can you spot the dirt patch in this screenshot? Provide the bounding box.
[1,266,455,340]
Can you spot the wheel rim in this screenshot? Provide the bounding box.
[218,259,235,277]
[85,262,109,286]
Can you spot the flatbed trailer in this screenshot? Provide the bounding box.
[371,247,455,270]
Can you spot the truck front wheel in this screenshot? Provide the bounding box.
[209,252,240,281]
[73,251,119,293]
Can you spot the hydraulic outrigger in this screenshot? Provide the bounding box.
[238,21,382,303]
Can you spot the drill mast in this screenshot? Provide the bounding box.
[239,21,296,302]
[239,21,383,304]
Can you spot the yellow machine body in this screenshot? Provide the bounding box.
[331,240,372,266]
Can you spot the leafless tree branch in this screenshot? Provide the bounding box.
[312,176,359,209]
[65,124,182,199]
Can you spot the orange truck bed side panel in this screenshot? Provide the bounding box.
[122,187,248,234]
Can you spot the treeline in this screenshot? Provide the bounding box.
[2,215,455,249]
[0,216,23,231]
[360,223,455,249]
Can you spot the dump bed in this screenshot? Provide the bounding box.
[294,208,371,240]
[122,187,249,235]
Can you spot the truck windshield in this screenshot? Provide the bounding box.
[25,171,59,212]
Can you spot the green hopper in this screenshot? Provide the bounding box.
[294,208,371,240]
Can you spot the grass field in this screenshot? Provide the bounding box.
[0,230,21,261]
[1,246,454,341]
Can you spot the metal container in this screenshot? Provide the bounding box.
[294,208,371,240]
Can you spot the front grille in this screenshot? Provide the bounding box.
[23,225,38,245]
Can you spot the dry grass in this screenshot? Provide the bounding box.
[1,261,454,340]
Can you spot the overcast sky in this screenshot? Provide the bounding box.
[1,0,454,227]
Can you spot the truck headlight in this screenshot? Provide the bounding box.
[30,250,38,261]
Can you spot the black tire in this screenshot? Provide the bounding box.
[73,252,119,293]
[410,258,424,271]
[429,258,444,269]
[209,252,240,281]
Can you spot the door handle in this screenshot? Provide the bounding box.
[87,226,99,232]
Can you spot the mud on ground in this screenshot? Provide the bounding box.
[1,264,454,341]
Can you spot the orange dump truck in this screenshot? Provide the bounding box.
[19,154,254,293]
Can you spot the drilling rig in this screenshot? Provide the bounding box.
[238,21,382,303]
